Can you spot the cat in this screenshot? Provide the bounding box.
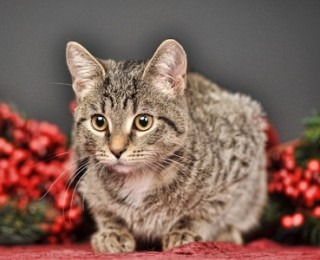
[66,39,267,253]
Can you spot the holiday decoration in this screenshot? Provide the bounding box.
[1,99,320,247]
[265,112,320,246]
[0,103,82,244]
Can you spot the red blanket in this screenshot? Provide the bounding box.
[0,239,319,259]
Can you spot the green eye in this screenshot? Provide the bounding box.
[91,115,108,131]
[134,114,153,131]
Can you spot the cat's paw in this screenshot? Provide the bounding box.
[91,229,136,253]
[162,230,202,251]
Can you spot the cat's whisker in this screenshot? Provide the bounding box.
[64,159,92,221]
[69,172,88,222]
[77,162,110,212]
[39,155,90,201]
[31,150,72,170]
[49,82,73,86]
[79,163,103,209]
[69,161,100,220]
[169,152,197,165]
[164,158,194,175]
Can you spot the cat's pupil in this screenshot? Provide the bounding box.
[139,116,148,127]
[96,117,105,127]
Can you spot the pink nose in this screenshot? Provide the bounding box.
[110,148,126,159]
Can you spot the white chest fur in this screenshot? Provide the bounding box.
[119,173,154,207]
[81,165,181,240]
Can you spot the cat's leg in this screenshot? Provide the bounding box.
[215,225,243,245]
[91,214,136,253]
[162,216,204,250]
[162,217,244,250]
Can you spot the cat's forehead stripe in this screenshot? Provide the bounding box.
[102,73,139,114]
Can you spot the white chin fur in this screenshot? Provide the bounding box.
[109,163,139,174]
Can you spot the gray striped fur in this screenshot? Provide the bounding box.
[66,40,267,253]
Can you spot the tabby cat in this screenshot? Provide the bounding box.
[66,39,267,253]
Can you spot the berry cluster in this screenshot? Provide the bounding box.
[0,103,82,243]
[268,145,320,229]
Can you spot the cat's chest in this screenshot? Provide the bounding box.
[81,167,195,238]
[118,173,154,207]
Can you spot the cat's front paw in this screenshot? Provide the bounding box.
[162,230,202,251]
[91,229,136,253]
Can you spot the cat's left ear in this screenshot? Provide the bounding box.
[66,42,106,98]
[142,39,187,96]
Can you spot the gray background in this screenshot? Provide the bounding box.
[0,0,319,142]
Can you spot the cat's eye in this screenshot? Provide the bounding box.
[91,115,108,131]
[134,114,153,131]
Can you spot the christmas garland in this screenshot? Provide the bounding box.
[0,103,82,244]
[264,112,320,246]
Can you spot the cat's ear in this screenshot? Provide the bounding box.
[66,42,106,97]
[142,39,187,96]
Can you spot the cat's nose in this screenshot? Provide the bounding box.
[110,148,126,159]
[109,134,128,159]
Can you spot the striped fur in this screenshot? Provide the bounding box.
[66,40,267,253]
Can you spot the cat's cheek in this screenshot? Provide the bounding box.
[84,142,96,155]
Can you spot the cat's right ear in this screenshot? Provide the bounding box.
[66,42,106,98]
[142,39,187,97]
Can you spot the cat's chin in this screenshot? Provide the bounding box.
[107,163,140,174]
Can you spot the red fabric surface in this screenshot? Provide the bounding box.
[0,239,319,259]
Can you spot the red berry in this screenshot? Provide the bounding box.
[281,215,293,229]
[39,122,60,138]
[305,185,318,200]
[34,162,46,175]
[51,222,62,234]
[292,213,304,227]
[283,176,295,187]
[55,215,65,226]
[268,183,275,193]
[13,129,27,145]
[284,145,295,155]
[30,175,41,187]
[0,194,8,206]
[20,160,33,176]
[29,138,46,156]
[285,186,295,197]
[25,119,39,133]
[294,167,303,180]
[0,159,9,170]
[10,149,27,165]
[307,159,320,172]
[0,103,12,119]
[56,190,72,209]
[66,207,82,221]
[304,170,313,180]
[275,182,284,192]
[279,169,288,178]
[304,185,318,207]
[0,139,14,155]
[38,135,50,148]
[298,180,309,192]
[10,113,24,128]
[283,155,295,171]
[313,206,320,218]
[7,168,19,185]
[18,176,29,188]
